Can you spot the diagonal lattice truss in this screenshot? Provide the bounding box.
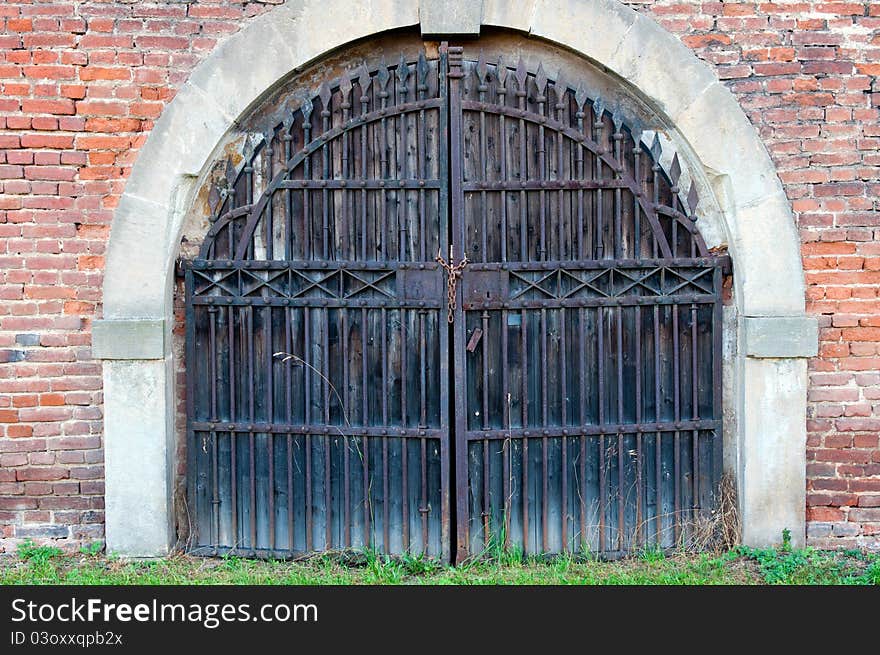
[509,266,716,301]
[191,265,399,301]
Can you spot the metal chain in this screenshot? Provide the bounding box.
[436,248,468,323]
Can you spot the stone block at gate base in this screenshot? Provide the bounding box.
[741,315,819,359]
[91,319,165,360]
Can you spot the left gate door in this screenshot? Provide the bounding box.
[185,51,451,560]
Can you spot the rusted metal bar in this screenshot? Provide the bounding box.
[541,307,549,552]
[191,421,448,438]
[633,131,641,258]
[497,59,508,262]
[400,309,409,551]
[673,305,681,544]
[359,73,370,261]
[266,308,275,550]
[597,305,606,551]
[692,302,700,526]
[320,84,331,260]
[501,306,511,548]
[448,44,469,562]
[578,306,587,549]
[516,59,528,262]
[438,45,452,563]
[613,120,623,260]
[616,307,624,551]
[521,307,529,553]
[285,307,293,552]
[264,133,274,261]
[398,57,410,262]
[477,55,489,263]
[653,304,661,545]
[340,77,352,259]
[594,100,604,259]
[382,308,389,552]
[418,53,429,263]
[420,436,428,553]
[378,61,390,261]
[208,304,219,552]
[575,91,586,260]
[560,306,567,551]
[190,256,728,271]
[635,304,643,547]
[341,308,350,548]
[304,307,312,550]
[300,107,312,260]
[361,306,370,547]
[555,76,565,261]
[537,65,547,261]
[481,310,490,546]
[247,307,256,552]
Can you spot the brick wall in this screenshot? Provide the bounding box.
[1,1,878,553]
[625,0,880,549]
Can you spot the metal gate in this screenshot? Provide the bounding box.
[184,44,726,562]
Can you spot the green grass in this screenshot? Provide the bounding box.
[2,539,877,585]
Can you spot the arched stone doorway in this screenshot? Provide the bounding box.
[94,0,817,557]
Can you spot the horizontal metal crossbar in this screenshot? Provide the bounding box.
[192,422,445,439]
[462,294,718,310]
[464,257,730,271]
[184,258,730,272]
[184,260,440,271]
[463,420,721,441]
[190,297,443,308]
[277,179,442,190]
[462,179,638,191]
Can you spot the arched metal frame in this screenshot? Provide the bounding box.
[184,44,728,561]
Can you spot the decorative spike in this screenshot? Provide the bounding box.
[224,157,236,187]
[476,50,488,84]
[242,134,254,164]
[630,119,644,147]
[208,183,222,216]
[574,84,589,110]
[687,182,700,216]
[515,56,528,92]
[339,75,353,102]
[495,55,508,90]
[417,51,429,84]
[650,133,662,161]
[535,62,547,97]
[281,97,297,129]
[592,96,605,123]
[300,95,314,123]
[554,70,567,106]
[262,117,276,147]
[357,65,371,96]
[611,108,623,133]
[376,56,390,90]
[669,152,682,184]
[318,81,332,113]
[396,52,410,84]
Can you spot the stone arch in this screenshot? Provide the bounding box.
[95,0,817,556]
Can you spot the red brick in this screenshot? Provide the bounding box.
[15,467,68,482]
[78,67,131,82]
[7,18,33,32]
[21,98,75,115]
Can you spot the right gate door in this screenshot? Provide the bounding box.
[446,48,725,560]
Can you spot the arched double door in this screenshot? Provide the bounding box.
[184,44,725,562]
